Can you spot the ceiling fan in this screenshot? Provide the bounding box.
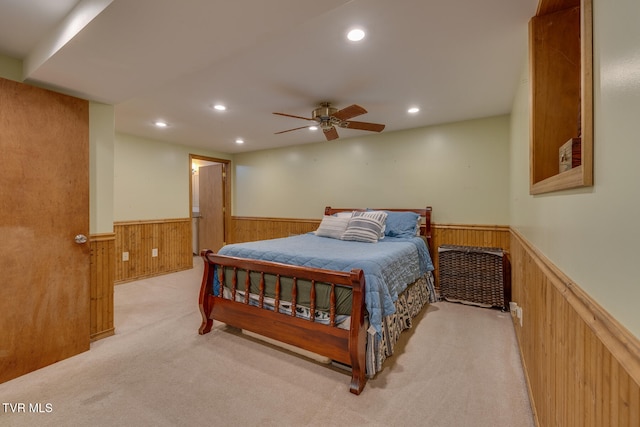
[273,102,386,141]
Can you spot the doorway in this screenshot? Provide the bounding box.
[189,155,230,255]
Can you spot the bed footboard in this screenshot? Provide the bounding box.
[198,250,368,395]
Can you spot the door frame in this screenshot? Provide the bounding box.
[189,154,231,248]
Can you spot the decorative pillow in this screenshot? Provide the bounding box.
[384,211,420,238]
[332,211,354,218]
[342,210,388,243]
[315,215,350,239]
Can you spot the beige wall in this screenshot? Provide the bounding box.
[114,132,231,221]
[233,115,511,224]
[509,1,640,338]
[89,102,115,234]
[0,55,21,81]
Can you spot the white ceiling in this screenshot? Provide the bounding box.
[0,0,538,153]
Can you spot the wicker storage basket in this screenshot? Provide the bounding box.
[438,245,510,310]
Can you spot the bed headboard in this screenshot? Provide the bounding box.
[324,206,433,254]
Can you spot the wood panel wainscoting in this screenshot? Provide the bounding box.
[114,219,193,284]
[511,229,640,426]
[90,233,115,341]
[229,216,321,243]
[177,214,640,423]
[229,217,511,291]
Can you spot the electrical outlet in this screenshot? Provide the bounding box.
[509,302,518,317]
[152,248,158,257]
[122,251,129,261]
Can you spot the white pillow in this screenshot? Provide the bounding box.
[333,211,353,218]
[315,215,350,239]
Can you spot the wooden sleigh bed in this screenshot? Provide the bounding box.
[198,206,435,395]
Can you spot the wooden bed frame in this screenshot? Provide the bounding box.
[198,206,432,395]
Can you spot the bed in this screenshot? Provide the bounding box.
[198,206,436,394]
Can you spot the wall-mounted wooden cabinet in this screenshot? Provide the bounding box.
[529,0,593,194]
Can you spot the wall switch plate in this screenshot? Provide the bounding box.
[152,248,158,257]
[516,306,523,326]
[122,252,129,261]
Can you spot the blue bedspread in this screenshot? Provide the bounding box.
[217,233,434,334]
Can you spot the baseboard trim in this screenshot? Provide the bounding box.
[90,328,115,342]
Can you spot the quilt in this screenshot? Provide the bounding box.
[217,233,434,334]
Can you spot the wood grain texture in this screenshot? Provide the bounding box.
[511,229,640,426]
[197,163,225,253]
[90,234,115,341]
[530,6,581,183]
[530,0,593,194]
[229,217,321,243]
[536,0,579,16]
[0,77,90,384]
[114,219,193,284]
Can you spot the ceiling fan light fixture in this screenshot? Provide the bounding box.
[347,28,365,42]
[273,102,385,141]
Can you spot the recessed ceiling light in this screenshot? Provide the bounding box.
[309,126,318,131]
[408,107,420,114]
[213,104,226,111]
[235,138,244,144]
[347,28,365,42]
[154,121,168,127]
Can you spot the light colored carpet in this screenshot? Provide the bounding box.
[0,257,534,426]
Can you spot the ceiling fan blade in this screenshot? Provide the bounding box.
[341,120,386,132]
[273,112,316,121]
[274,125,312,134]
[323,126,339,141]
[332,104,367,121]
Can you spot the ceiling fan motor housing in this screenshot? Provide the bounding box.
[312,103,339,129]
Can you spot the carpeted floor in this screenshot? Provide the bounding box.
[0,257,534,426]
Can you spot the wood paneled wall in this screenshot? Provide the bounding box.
[511,229,640,426]
[90,234,115,341]
[229,217,511,288]
[229,216,321,243]
[90,219,192,339]
[114,219,193,284]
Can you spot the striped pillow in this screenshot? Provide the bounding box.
[342,211,388,243]
[315,215,351,239]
